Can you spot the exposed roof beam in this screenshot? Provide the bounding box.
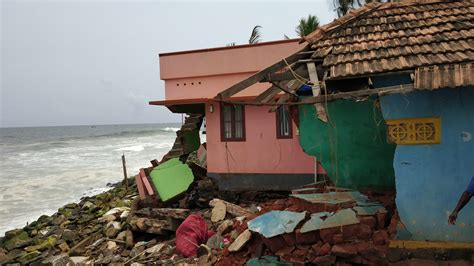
[215,46,310,100]
[261,65,308,82]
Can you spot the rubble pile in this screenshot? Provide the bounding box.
[0,168,396,265]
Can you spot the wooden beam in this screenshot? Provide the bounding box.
[269,79,303,112]
[254,83,285,103]
[216,83,415,106]
[261,65,308,82]
[215,46,310,100]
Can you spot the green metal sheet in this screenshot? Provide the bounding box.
[150,158,194,201]
[298,97,396,189]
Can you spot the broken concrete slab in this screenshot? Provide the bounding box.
[300,209,360,233]
[211,201,226,222]
[216,220,233,236]
[209,198,253,217]
[353,206,387,216]
[228,229,252,252]
[248,211,306,238]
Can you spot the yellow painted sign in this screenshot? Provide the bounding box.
[386,117,441,145]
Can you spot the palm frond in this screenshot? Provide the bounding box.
[249,25,262,44]
[295,15,320,37]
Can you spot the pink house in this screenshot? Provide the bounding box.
[151,39,323,190]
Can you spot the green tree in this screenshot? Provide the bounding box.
[296,15,320,37]
[333,0,392,17]
[248,25,262,44]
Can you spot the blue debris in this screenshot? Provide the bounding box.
[247,211,306,238]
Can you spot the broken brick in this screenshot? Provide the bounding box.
[261,235,286,253]
[331,244,357,258]
[373,230,389,246]
[360,245,387,264]
[358,216,377,229]
[287,255,306,266]
[275,246,295,258]
[355,241,371,253]
[357,224,372,239]
[282,233,297,247]
[317,242,332,256]
[295,229,319,245]
[342,224,359,241]
[311,241,323,253]
[333,233,344,244]
[376,212,387,230]
[320,227,341,244]
[312,255,336,265]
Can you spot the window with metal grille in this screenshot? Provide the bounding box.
[220,104,245,141]
[276,106,292,139]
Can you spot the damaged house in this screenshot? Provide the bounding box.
[215,0,474,245]
[150,39,326,191]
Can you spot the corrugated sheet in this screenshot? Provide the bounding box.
[305,0,474,79]
[415,62,474,90]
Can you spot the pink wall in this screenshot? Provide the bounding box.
[205,102,316,175]
[159,39,305,100]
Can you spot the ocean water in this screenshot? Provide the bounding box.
[0,123,184,236]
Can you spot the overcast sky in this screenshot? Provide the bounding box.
[1,0,335,127]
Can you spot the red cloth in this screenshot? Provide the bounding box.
[175,214,214,257]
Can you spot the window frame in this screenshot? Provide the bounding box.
[220,103,246,142]
[276,105,293,139]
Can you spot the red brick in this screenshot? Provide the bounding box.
[288,255,306,266]
[355,241,371,253]
[324,203,339,212]
[360,245,387,264]
[317,242,332,256]
[376,212,387,230]
[331,244,357,258]
[262,235,286,253]
[333,233,344,244]
[357,224,372,239]
[312,255,336,265]
[373,230,389,246]
[275,246,295,258]
[320,227,341,244]
[282,233,297,247]
[358,216,377,229]
[295,229,319,245]
[342,224,359,241]
[311,241,323,253]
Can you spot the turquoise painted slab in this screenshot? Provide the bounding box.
[353,206,386,216]
[300,208,359,233]
[248,211,306,238]
[290,191,368,205]
[149,158,194,202]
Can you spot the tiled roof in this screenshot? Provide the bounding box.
[306,0,474,79]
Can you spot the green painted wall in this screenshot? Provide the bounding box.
[298,97,396,189]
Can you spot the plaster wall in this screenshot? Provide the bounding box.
[379,87,474,243]
[205,102,317,176]
[159,40,304,100]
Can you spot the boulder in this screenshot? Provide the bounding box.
[3,230,31,251]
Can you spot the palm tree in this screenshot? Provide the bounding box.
[333,0,390,18]
[248,25,262,44]
[296,15,320,37]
